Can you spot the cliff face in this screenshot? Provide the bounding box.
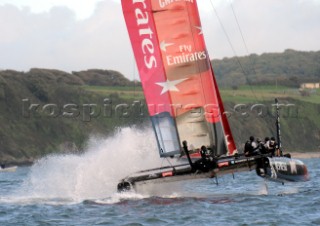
[0,69,144,164]
[224,100,320,153]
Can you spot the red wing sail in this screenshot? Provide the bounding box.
[121,0,237,156]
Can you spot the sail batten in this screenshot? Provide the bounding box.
[121,0,237,157]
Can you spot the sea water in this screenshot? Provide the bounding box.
[0,127,319,225]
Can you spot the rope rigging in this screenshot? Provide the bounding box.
[208,0,260,101]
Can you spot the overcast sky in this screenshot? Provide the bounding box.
[0,0,319,80]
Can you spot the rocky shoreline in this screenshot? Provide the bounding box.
[2,151,319,167]
[290,152,320,159]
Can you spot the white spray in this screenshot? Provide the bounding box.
[15,127,170,203]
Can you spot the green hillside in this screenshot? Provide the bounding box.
[0,69,146,165]
[212,49,320,87]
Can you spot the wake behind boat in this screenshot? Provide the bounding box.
[118,0,309,193]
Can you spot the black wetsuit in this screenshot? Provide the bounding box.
[194,147,217,172]
[244,141,254,156]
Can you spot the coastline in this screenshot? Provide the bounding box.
[1,151,319,166]
[290,152,320,159]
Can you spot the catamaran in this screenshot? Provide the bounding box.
[117,0,309,192]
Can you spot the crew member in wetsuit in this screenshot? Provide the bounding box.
[268,137,277,156]
[200,145,207,159]
[263,137,270,154]
[194,146,217,172]
[255,138,265,155]
[244,136,256,156]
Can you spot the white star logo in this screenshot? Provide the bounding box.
[160,40,174,52]
[156,78,188,95]
[195,26,203,35]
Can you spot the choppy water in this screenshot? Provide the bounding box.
[0,128,319,225]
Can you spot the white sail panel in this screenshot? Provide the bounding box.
[151,112,181,157]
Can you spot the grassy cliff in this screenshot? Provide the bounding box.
[0,69,145,164]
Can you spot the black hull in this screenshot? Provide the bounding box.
[256,157,309,183]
